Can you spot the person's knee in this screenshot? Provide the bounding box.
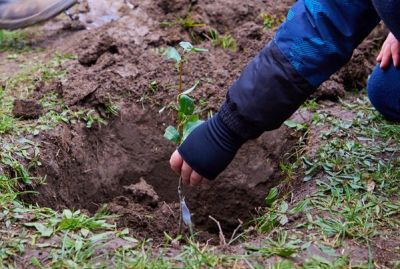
[367,64,400,122]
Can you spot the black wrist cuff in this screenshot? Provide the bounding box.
[178,114,245,180]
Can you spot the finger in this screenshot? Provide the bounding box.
[391,44,400,67]
[189,170,203,186]
[380,45,392,69]
[170,150,183,174]
[181,162,192,185]
[377,43,385,62]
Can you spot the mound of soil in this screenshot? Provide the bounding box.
[12,99,43,120]
[22,0,386,241]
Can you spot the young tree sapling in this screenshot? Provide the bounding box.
[162,41,207,236]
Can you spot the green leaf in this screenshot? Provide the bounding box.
[284,119,307,131]
[290,199,310,214]
[63,209,73,219]
[278,214,289,225]
[179,41,193,52]
[25,223,53,237]
[279,201,289,213]
[265,187,278,206]
[179,41,208,53]
[284,120,298,128]
[179,95,195,115]
[192,47,208,53]
[182,120,204,141]
[89,232,113,244]
[163,47,181,63]
[81,228,90,237]
[164,126,180,143]
[179,113,199,125]
[181,80,200,96]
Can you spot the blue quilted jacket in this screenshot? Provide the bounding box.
[178,0,399,180]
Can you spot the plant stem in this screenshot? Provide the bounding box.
[177,176,183,235]
[178,61,183,97]
[177,60,184,135]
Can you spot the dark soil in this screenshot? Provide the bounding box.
[12,99,43,120]
[19,0,387,244]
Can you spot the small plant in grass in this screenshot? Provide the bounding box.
[104,96,120,117]
[160,14,206,43]
[161,41,207,236]
[260,12,285,30]
[0,30,30,51]
[0,114,14,134]
[246,230,302,258]
[256,187,309,233]
[205,28,237,52]
[160,14,206,30]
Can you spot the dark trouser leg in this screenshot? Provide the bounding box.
[368,64,400,122]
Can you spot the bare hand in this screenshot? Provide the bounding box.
[377,32,400,69]
[169,150,205,186]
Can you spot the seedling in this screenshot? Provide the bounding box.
[161,41,207,236]
[162,41,207,144]
[160,14,206,30]
[205,28,237,52]
[260,12,285,30]
[160,14,206,44]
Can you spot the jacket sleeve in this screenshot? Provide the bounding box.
[178,0,380,180]
[372,0,400,40]
[220,0,380,140]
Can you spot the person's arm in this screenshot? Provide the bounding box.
[372,0,400,41]
[171,0,380,185]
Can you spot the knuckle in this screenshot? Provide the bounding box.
[181,163,192,177]
[190,172,203,186]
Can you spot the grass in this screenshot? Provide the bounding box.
[0,53,110,137]
[160,14,238,52]
[205,28,238,52]
[160,14,206,43]
[260,12,285,30]
[246,230,302,258]
[160,13,206,30]
[0,30,31,52]
[253,96,400,267]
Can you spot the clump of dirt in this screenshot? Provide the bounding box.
[12,99,43,120]
[123,178,160,208]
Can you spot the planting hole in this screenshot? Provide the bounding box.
[25,103,298,241]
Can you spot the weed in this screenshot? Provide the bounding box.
[247,231,302,258]
[260,12,285,30]
[148,80,158,93]
[177,239,236,268]
[161,14,206,30]
[0,30,30,51]
[160,14,206,43]
[0,86,15,134]
[284,119,308,131]
[303,99,318,111]
[205,28,237,52]
[104,98,120,117]
[0,114,14,134]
